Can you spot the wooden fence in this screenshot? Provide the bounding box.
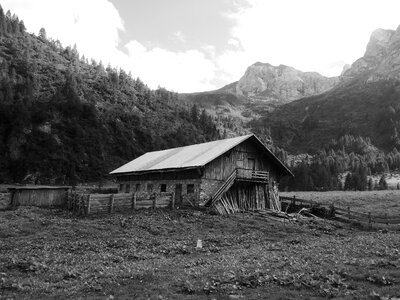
[280,196,400,226]
[67,191,175,215]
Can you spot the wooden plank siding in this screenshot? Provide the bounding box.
[202,140,279,181]
[9,187,70,208]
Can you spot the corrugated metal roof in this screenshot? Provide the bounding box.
[110,134,293,177]
[110,135,253,174]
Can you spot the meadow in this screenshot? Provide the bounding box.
[1,191,400,299]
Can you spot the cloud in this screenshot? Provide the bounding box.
[2,0,218,92]
[125,41,217,92]
[3,0,125,66]
[218,0,400,79]
[4,0,400,92]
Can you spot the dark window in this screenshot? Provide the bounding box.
[160,184,167,192]
[125,184,130,193]
[147,183,153,193]
[187,184,194,194]
[135,184,141,192]
[119,184,124,192]
[248,158,256,170]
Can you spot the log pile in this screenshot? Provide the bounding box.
[213,183,281,215]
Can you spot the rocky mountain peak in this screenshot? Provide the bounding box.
[235,62,338,102]
[364,28,395,58]
[342,25,400,81]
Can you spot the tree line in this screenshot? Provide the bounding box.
[0,5,220,184]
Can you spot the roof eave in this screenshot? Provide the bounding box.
[109,166,202,177]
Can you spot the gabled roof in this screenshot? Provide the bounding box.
[110,134,293,177]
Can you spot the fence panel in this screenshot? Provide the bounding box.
[280,196,400,225]
[68,192,174,215]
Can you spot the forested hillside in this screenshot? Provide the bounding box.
[0,6,219,184]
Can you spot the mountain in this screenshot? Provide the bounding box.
[252,25,400,154]
[235,62,338,103]
[180,62,338,137]
[0,6,220,184]
[341,26,400,82]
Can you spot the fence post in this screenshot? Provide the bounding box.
[109,194,114,213]
[132,193,136,210]
[87,194,91,215]
[171,192,175,210]
[368,212,372,229]
[153,193,157,209]
[72,189,77,211]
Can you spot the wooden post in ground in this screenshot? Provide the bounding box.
[131,193,136,210]
[86,194,91,215]
[73,189,77,212]
[153,193,157,209]
[10,190,16,209]
[171,192,175,210]
[368,212,372,229]
[109,194,114,213]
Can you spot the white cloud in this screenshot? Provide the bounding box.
[219,0,400,80]
[2,0,217,92]
[125,41,217,92]
[3,0,125,66]
[3,0,400,92]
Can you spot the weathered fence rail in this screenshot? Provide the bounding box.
[68,191,175,215]
[280,196,400,226]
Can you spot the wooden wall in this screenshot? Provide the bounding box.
[202,139,279,182]
[10,188,69,208]
[117,178,201,207]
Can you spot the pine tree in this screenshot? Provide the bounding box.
[39,27,47,40]
[367,177,373,191]
[0,5,5,35]
[378,174,388,190]
[344,173,353,190]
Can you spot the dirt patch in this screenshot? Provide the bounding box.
[0,207,399,299]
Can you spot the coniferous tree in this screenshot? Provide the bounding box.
[39,27,47,40]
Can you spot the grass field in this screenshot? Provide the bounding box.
[1,205,400,299]
[281,190,400,216]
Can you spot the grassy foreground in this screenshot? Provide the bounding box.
[1,205,400,299]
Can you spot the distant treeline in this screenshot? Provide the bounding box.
[278,135,399,191]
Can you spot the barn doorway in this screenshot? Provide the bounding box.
[248,158,255,170]
[175,184,182,205]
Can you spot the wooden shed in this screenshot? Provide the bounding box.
[110,134,293,214]
[8,186,71,208]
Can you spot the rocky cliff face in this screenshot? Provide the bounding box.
[342,26,400,81]
[235,62,338,102]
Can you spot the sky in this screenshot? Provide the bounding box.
[2,0,400,93]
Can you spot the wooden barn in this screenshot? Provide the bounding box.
[110,134,293,214]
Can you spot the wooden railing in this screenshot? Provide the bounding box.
[236,168,269,182]
[280,196,400,226]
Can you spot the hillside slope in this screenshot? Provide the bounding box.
[252,25,400,154]
[0,7,219,183]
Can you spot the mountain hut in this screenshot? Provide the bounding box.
[109,134,293,214]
